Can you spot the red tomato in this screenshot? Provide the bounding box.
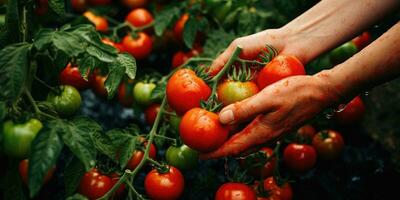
[102,38,125,52]
[121,0,148,8]
[257,55,305,89]
[117,79,135,107]
[126,141,157,170]
[145,104,161,125]
[240,147,276,179]
[71,0,87,12]
[83,11,108,32]
[35,0,49,16]
[180,108,229,152]
[296,124,317,143]
[257,177,293,200]
[125,8,153,27]
[352,32,371,50]
[283,143,316,172]
[217,80,259,106]
[90,71,108,97]
[78,168,113,200]
[110,173,126,198]
[173,14,189,42]
[334,96,365,125]
[122,32,153,59]
[166,68,211,115]
[215,182,257,200]
[88,0,111,5]
[144,166,184,200]
[172,51,190,68]
[60,63,90,90]
[312,129,344,160]
[19,159,55,186]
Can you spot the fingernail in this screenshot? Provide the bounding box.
[219,110,234,124]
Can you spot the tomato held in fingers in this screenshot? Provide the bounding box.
[78,169,113,200]
[126,141,156,170]
[352,32,371,50]
[60,64,90,90]
[215,182,257,200]
[180,108,229,152]
[257,177,293,200]
[122,32,153,59]
[166,69,211,115]
[334,96,365,125]
[217,80,259,106]
[117,79,135,107]
[19,159,55,186]
[283,143,316,172]
[257,55,305,89]
[125,8,153,27]
[329,42,358,65]
[133,82,156,105]
[312,130,344,160]
[83,11,108,32]
[240,147,276,179]
[90,71,108,97]
[166,145,199,170]
[145,166,184,200]
[2,119,43,158]
[121,0,148,8]
[145,104,161,125]
[71,0,88,12]
[47,85,82,117]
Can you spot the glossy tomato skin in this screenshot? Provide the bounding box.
[88,0,111,5]
[257,55,305,89]
[117,79,135,107]
[2,119,43,158]
[329,42,358,65]
[125,8,153,27]
[334,96,365,125]
[19,159,55,186]
[166,69,211,115]
[217,80,259,106]
[121,0,147,8]
[257,177,293,200]
[180,108,229,152]
[126,141,156,170]
[47,85,82,117]
[166,144,199,170]
[171,51,189,68]
[173,14,189,42]
[352,32,371,50]
[312,130,344,160]
[215,182,257,200]
[71,0,87,12]
[78,169,113,200]
[240,147,276,179]
[145,104,161,125]
[90,71,108,97]
[133,82,156,105]
[296,124,317,143]
[122,32,153,59]
[283,143,316,172]
[102,38,125,52]
[60,64,90,90]
[144,166,185,200]
[83,11,108,32]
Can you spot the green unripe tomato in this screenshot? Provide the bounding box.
[169,114,181,133]
[166,145,199,170]
[2,119,43,158]
[133,82,156,105]
[47,85,82,117]
[329,42,358,65]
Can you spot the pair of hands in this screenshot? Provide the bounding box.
[201,30,341,159]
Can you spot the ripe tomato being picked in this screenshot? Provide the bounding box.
[19,159,55,186]
[256,177,293,200]
[217,80,259,106]
[60,64,90,90]
[90,71,108,97]
[2,118,43,158]
[215,182,257,200]
[166,68,211,115]
[122,32,152,59]
[117,79,135,107]
[121,0,148,8]
[312,130,344,160]
[133,82,156,105]
[78,168,113,200]
[180,108,229,152]
[83,11,108,32]
[145,166,184,200]
[257,55,305,89]
[126,140,156,170]
[47,85,82,117]
[166,144,199,170]
[240,147,276,179]
[125,8,153,27]
[334,96,365,125]
[283,143,316,172]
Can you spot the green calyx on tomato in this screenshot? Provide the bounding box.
[47,85,82,117]
[133,82,156,106]
[2,118,43,158]
[329,41,358,65]
[166,144,199,170]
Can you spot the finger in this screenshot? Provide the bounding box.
[200,115,279,160]
[219,90,274,125]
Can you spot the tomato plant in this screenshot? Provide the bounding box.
[144,166,185,200]
[121,0,148,8]
[312,129,344,160]
[78,168,113,200]
[145,103,161,125]
[90,71,108,97]
[240,147,276,179]
[166,144,199,170]
[126,140,156,170]
[215,182,257,200]
[59,64,90,90]
[19,159,55,186]
[334,96,366,125]
[256,177,293,200]
[122,32,153,59]
[133,82,156,105]
[83,11,109,32]
[296,124,316,143]
[283,143,317,172]
[173,13,189,42]
[117,79,135,107]
[329,41,358,65]
[47,85,82,117]
[217,80,259,106]
[125,8,153,28]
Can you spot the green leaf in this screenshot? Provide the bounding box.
[154,7,180,36]
[104,63,125,98]
[0,43,31,105]
[183,16,197,49]
[33,29,54,51]
[118,53,136,80]
[28,120,64,197]
[66,194,89,200]
[108,130,137,169]
[48,0,66,19]
[64,157,86,196]
[151,80,167,102]
[203,29,236,57]
[1,161,26,200]
[77,56,97,80]
[92,131,116,160]
[52,32,86,57]
[0,0,20,47]
[86,46,116,63]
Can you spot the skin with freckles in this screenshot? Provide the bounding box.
[201,0,400,159]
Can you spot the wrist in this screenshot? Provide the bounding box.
[313,69,346,107]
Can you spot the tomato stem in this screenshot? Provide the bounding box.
[124,177,147,200]
[24,88,57,120]
[34,76,60,95]
[154,134,178,146]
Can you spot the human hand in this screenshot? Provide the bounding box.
[200,73,341,159]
